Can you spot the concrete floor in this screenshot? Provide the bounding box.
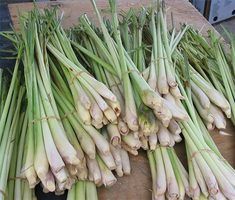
[214,16,235,40]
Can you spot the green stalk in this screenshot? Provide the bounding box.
[0,52,21,142]
[0,86,25,198]
[85,181,98,200]
[75,181,85,200]
[14,110,28,200]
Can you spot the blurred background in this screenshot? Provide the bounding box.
[1,0,235,67]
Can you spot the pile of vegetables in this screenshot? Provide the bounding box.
[1,0,235,199]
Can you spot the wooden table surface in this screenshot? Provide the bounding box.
[8,1,235,199]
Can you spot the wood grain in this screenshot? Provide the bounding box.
[8,1,235,199]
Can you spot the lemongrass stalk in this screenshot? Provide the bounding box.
[142,67,150,81]
[158,126,171,146]
[75,99,91,125]
[186,145,201,199]
[65,177,75,190]
[67,184,75,200]
[181,125,219,195]
[86,89,103,125]
[0,77,8,118]
[168,119,181,135]
[0,86,24,197]
[38,96,65,173]
[167,150,186,200]
[163,93,189,119]
[61,112,96,159]
[36,70,79,166]
[156,10,169,94]
[80,123,111,155]
[195,113,221,157]
[121,142,138,156]
[191,81,210,109]
[94,0,138,131]
[91,120,103,129]
[120,148,131,175]
[106,124,121,146]
[138,106,157,136]
[149,132,158,150]
[210,190,227,200]
[47,44,117,120]
[65,72,92,124]
[71,41,116,75]
[191,73,231,117]
[209,151,235,187]
[52,85,96,158]
[75,181,85,200]
[163,47,177,88]
[153,105,172,127]
[62,115,96,162]
[0,78,19,173]
[14,110,28,200]
[44,171,55,192]
[153,147,166,196]
[122,133,141,150]
[66,164,78,176]
[163,99,189,121]
[149,9,158,90]
[192,93,214,124]
[8,111,25,193]
[76,160,88,181]
[168,148,190,197]
[170,82,185,100]
[22,182,32,200]
[86,157,102,185]
[172,134,182,143]
[55,184,65,196]
[90,0,121,77]
[86,181,98,200]
[148,52,157,90]
[72,76,91,110]
[61,115,85,163]
[105,72,125,113]
[53,167,68,184]
[147,151,158,199]
[79,78,117,123]
[206,122,215,131]
[168,133,176,147]
[110,145,123,177]
[0,51,21,141]
[32,191,37,200]
[33,70,49,182]
[161,147,179,199]
[96,155,117,187]
[98,150,116,170]
[209,104,226,129]
[140,136,149,150]
[48,58,73,102]
[118,118,129,135]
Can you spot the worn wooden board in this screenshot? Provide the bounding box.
[8,1,235,200]
[8,0,218,35]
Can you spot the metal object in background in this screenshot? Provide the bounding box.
[191,0,235,24]
[190,0,206,14]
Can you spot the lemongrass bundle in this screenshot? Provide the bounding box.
[72,0,173,135]
[0,56,25,199]
[45,13,120,128]
[177,74,235,199]
[67,181,98,200]
[148,147,189,200]
[177,27,234,128]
